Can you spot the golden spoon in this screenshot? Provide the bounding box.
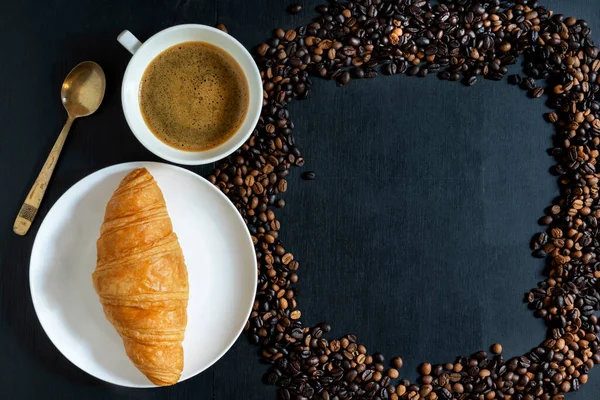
[13,61,106,236]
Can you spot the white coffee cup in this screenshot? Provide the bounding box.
[118,25,262,165]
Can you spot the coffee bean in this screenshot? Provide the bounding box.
[439,71,451,80]
[453,383,464,393]
[361,369,374,381]
[339,71,351,85]
[407,66,420,76]
[373,352,385,364]
[345,369,358,382]
[420,363,432,375]
[301,171,316,180]
[522,77,537,90]
[419,385,432,397]
[284,29,296,41]
[287,4,302,15]
[392,357,403,369]
[465,76,478,86]
[531,87,545,98]
[373,371,382,382]
[508,74,521,85]
[491,343,502,354]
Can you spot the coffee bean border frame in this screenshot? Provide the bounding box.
[207,1,600,399]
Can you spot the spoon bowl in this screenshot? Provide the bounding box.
[61,61,106,118]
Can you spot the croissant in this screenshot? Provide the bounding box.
[92,168,189,386]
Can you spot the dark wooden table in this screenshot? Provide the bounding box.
[1,1,600,399]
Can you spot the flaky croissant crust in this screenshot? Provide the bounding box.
[93,168,189,386]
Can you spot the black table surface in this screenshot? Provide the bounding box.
[2,0,600,399]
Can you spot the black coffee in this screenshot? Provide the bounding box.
[139,41,249,151]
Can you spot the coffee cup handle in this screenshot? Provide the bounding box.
[117,30,142,55]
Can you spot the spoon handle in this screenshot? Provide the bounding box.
[13,117,74,236]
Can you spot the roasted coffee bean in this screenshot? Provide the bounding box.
[287,4,302,15]
[531,87,545,98]
[420,363,432,375]
[301,171,316,180]
[491,344,502,355]
[339,71,351,85]
[508,74,522,85]
[392,357,403,369]
[522,77,537,90]
[373,352,385,364]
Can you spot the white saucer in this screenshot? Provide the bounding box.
[29,161,257,387]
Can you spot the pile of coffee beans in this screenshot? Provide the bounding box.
[207,1,600,398]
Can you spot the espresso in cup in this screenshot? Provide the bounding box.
[139,42,249,151]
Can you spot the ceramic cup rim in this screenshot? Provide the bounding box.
[120,24,262,165]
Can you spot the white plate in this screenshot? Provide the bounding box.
[29,161,257,387]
